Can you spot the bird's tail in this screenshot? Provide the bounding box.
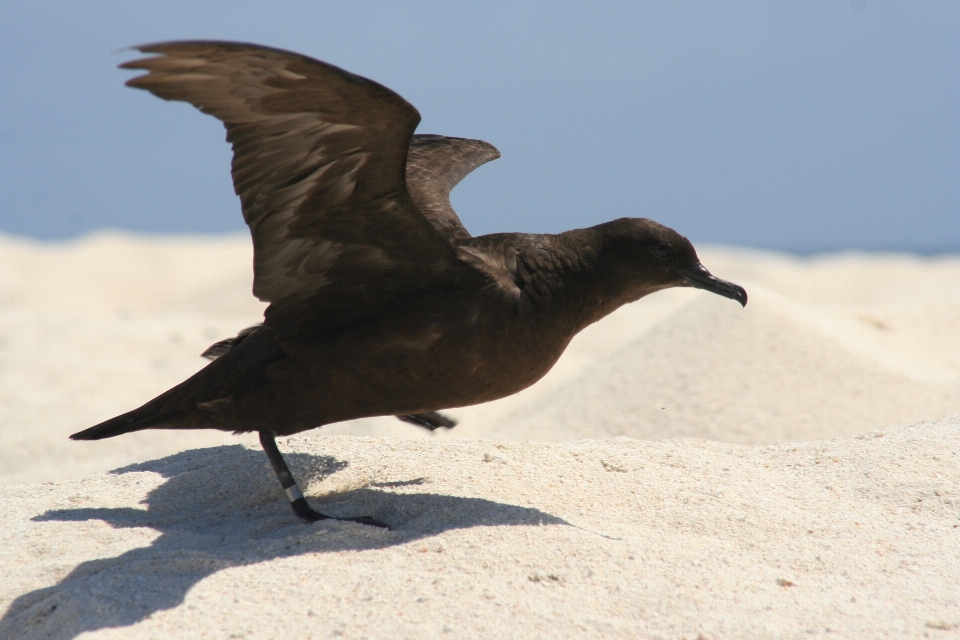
[70,406,170,441]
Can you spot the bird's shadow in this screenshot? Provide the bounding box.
[1,444,567,640]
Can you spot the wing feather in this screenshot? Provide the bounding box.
[406,135,500,242]
[122,41,470,318]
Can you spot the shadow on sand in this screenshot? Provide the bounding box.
[1,444,566,639]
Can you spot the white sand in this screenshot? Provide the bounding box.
[1,233,958,638]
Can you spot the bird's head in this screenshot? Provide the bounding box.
[594,218,748,307]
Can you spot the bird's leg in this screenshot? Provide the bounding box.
[258,430,389,528]
[396,411,458,430]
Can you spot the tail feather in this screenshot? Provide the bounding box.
[73,326,272,441]
[70,408,170,441]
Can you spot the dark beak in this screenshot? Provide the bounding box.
[679,264,748,307]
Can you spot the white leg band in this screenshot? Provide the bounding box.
[284,485,304,502]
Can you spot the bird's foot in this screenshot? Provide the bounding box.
[290,497,390,529]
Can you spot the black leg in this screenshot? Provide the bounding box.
[396,411,458,430]
[258,430,389,528]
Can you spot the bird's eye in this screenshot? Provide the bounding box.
[654,243,672,258]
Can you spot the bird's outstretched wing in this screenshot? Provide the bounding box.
[122,41,475,322]
[406,135,500,243]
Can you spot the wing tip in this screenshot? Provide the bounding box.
[117,40,230,71]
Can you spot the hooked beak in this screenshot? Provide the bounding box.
[678,264,748,307]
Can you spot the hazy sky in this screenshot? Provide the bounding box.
[1,1,958,252]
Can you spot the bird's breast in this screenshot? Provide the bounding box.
[276,296,575,422]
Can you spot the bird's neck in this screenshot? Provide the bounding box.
[519,229,645,335]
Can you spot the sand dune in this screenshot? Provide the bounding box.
[0,233,958,638]
[499,287,960,443]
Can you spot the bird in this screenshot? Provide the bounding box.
[71,41,747,527]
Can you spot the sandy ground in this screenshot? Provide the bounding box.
[1,232,958,638]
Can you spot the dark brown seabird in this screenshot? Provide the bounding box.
[72,41,747,527]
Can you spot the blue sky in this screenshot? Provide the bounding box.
[1,1,958,252]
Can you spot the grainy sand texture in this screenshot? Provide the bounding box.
[1,233,958,639]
